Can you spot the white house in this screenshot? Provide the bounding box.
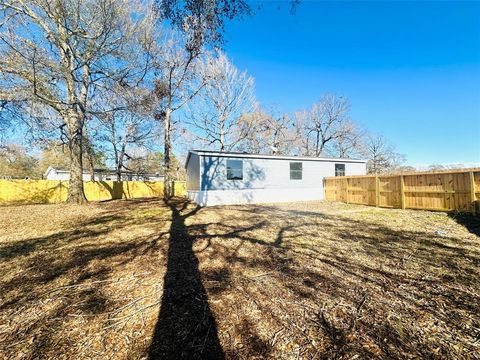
[185,150,367,206]
[43,166,165,182]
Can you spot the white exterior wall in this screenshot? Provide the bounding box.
[44,169,69,181]
[187,188,325,206]
[186,155,366,206]
[186,152,200,191]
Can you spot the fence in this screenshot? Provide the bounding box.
[324,168,480,214]
[0,180,186,205]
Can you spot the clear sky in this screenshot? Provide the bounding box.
[223,0,480,166]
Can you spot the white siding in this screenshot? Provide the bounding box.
[186,152,200,191]
[185,152,367,206]
[187,188,325,206]
[200,156,365,191]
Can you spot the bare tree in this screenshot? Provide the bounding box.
[238,109,295,155]
[150,0,252,198]
[236,110,272,154]
[95,86,157,181]
[125,149,162,174]
[427,164,446,171]
[152,33,207,198]
[156,0,251,47]
[0,143,38,178]
[188,50,256,151]
[291,110,312,155]
[0,101,11,145]
[329,121,366,158]
[36,141,70,174]
[83,125,99,181]
[298,94,353,157]
[390,165,417,174]
[365,134,405,174]
[0,0,155,203]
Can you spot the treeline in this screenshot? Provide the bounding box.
[0,0,406,203]
[233,95,406,175]
[0,142,186,180]
[0,0,254,202]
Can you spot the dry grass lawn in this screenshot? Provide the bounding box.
[0,198,479,359]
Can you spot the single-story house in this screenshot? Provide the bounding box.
[43,166,165,182]
[185,150,367,206]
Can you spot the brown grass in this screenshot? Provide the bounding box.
[0,198,479,359]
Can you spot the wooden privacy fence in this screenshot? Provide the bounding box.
[0,180,186,205]
[324,168,480,214]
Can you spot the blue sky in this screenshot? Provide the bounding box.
[223,1,480,166]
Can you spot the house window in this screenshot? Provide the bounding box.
[335,164,345,177]
[226,159,243,180]
[290,162,302,180]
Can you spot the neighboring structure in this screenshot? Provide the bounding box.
[43,166,164,182]
[185,150,367,206]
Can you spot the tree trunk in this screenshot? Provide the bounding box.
[116,162,122,182]
[87,150,95,182]
[315,130,320,156]
[83,130,95,181]
[66,112,87,204]
[163,108,172,199]
[117,143,126,182]
[220,116,225,151]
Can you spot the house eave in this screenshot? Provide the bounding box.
[187,150,367,164]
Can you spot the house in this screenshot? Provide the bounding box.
[43,166,165,182]
[185,150,367,206]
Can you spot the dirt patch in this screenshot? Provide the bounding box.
[1,198,479,359]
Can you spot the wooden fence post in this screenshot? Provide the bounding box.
[400,175,406,210]
[470,171,476,216]
[324,169,480,213]
[323,178,326,200]
[345,178,349,204]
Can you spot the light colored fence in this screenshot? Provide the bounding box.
[324,168,480,214]
[0,180,186,205]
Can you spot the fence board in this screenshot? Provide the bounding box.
[324,168,480,214]
[0,180,186,205]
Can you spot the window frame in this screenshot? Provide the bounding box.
[290,162,303,180]
[335,163,346,177]
[226,159,244,180]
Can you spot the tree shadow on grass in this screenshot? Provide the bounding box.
[3,198,479,359]
[148,198,224,360]
[448,212,480,237]
[0,197,173,305]
[172,203,480,358]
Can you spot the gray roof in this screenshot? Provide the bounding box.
[186,149,367,168]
